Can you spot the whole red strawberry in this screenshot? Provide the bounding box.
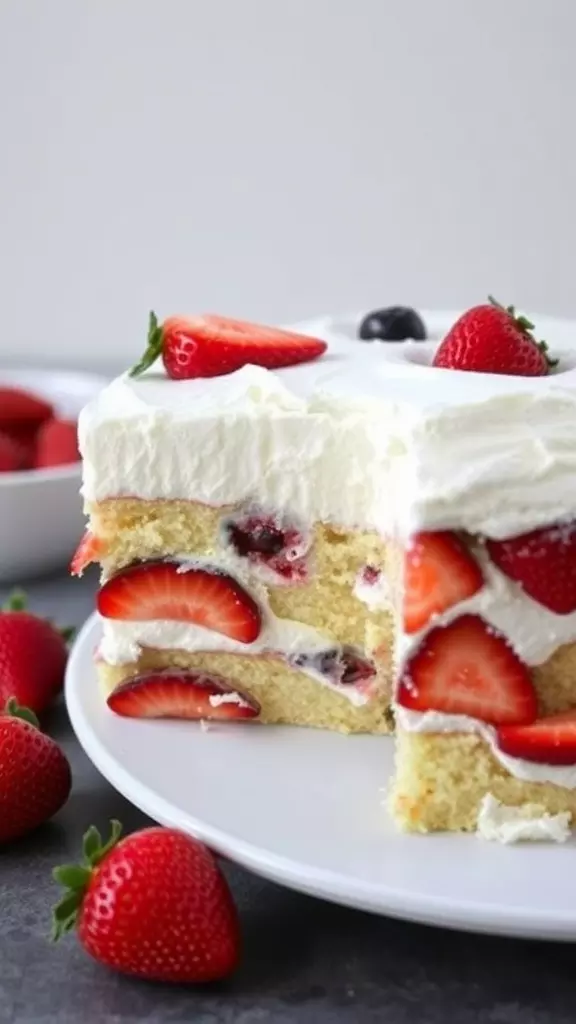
[0,430,26,472]
[0,385,53,428]
[0,699,72,844]
[433,297,556,376]
[0,591,72,713]
[52,822,240,984]
[129,310,327,380]
[34,418,79,469]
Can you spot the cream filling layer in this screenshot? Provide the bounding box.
[397,707,576,789]
[98,613,371,708]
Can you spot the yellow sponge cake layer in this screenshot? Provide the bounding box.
[391,729,576,832]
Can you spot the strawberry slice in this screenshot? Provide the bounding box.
[97,561,261,643]
[70,530,102,576]
[497,709,576,765]
[129,312,327,380]
[403,531,484,634]
[0,386,53,428]
[486,522,576,615]
[107,669,260,721]
[397,614,538,725]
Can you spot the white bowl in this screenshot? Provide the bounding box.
[0,367,108,583]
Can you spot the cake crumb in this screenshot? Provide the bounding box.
[208,692,250,709]
[477,793,571,844]
[199,719,211,733]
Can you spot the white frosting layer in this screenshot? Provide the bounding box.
[476,793,571,844]
[99,612,371,708]
[397,707,576,788]
[79,310,576,540]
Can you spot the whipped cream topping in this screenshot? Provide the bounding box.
[476,793,571,844]
[79,310,576,540]
[397,707,576,788]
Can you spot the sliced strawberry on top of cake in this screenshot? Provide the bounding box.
[397,614,538,726]
[98,561,262,643]
[130,312,327,380]
[403,531,484,634]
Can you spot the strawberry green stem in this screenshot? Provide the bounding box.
[128,311,164,378]
[4,697,39,728]
[3,589,27,612]
[2,589,74,642]
[51,820,123,942]
[1,589,75,643]
[488,295,558,370]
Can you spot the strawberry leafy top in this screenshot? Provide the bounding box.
[51,820,123,941]
[488,295,558,370]
[129,312,164,378]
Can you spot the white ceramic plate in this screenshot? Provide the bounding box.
[66,614,576,942]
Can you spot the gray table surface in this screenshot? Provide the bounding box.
[1,573,575,1024]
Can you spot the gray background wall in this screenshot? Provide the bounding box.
[1,0,574,367]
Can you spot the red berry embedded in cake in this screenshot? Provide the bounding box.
[292,646,376,689]
[107,669,260,721]
[339,648,377,689]
[98,561,262,643]
[129,311,327,380]
[397,614,538,726]
[360,565,381,586]
[403,531,484,634]
[228,518,285,557]
[225,510,309,583]
[496,709,576,765]
[432,297,556,376]
[486,521,576,615]
[70,530,102,576]
[0,386,53,428]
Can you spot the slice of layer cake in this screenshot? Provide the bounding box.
[76,314,399,734]
[74,301,576,836]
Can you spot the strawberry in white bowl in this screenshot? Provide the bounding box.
[0,368,107,581]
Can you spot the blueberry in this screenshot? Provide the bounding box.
[358,306,426,342]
